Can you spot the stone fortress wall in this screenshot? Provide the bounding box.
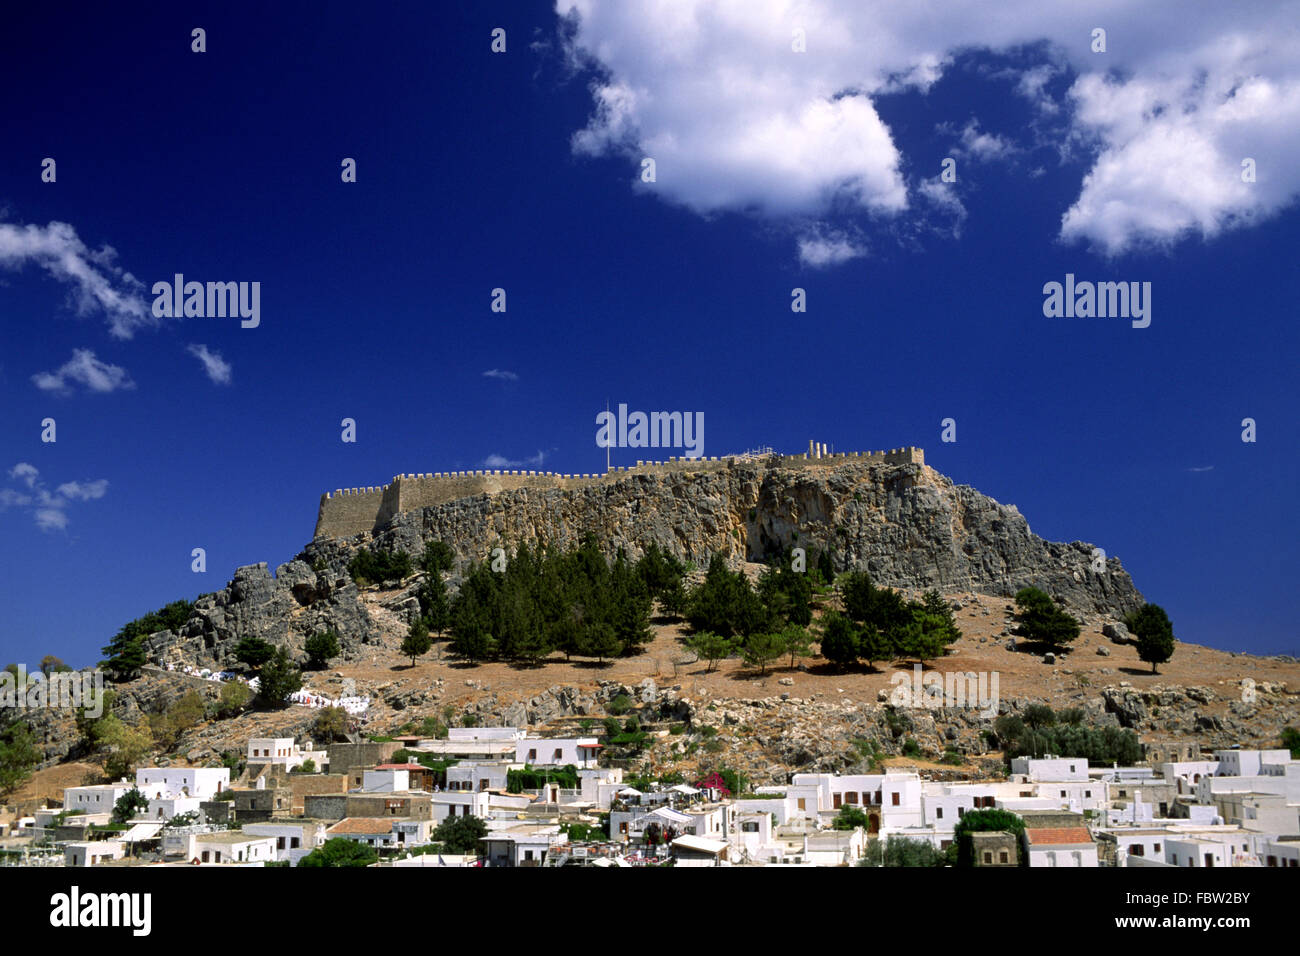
[314,440,925,540]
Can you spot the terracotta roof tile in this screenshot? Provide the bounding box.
[1025,827,1094,845]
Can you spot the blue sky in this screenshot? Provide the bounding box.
[1,1,1296,666]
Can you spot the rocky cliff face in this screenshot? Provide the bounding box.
[366,459,1142,616]
[137,458,1141,670]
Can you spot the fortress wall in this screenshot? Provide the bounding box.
[313,447,925,539]
[315,485,390,539]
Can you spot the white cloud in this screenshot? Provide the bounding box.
[31,348,135,395]
[1,463,108,532]
[56,479,109,501]
[483,451,548,468]
[34,508,68,532]
[797,228,866,267]
[187,344,232,385]
[917,178,968,238]
[559,1,1300,258]
[0,220,151,338]
[9,462,39,488]
[955,119,1017,161]
[1062,69,1300,255]
[1187,465,1215,473]
[482,369,520,381]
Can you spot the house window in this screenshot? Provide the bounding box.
[554,749,563,761]
[797,798,805,811]
[999,851,1009,864]
[845,792,858,805]
[528,749,537,761]
[291,837,300,849]
[833,794,841,809]
[1130,845,1144,857]
[1085,790,1091,798]
[936,807,943,819]
[524,850,534,861]
[277,837,286,850]
[891,793,899,806]
[1060,790,1067,798]
[742,822,759,833]
[982,851,992,864]
[957,807,964,818]
[619,822,628,834]
[1153,843,1161,852]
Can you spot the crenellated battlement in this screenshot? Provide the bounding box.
[313,443,924,539]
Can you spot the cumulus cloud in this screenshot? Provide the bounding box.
[917,178,968,238]
[483,451,548,468]
[56,479,109,501]
[187,344,232,385]
[952,119,1018,161]
[482,369,520,382]
[31,349,135,395]
[9,462,39,488]
[558,1,1300,258]
[0,220,151,338]
[797,227,866,267]
[1,463,108,532]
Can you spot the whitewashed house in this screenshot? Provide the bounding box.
[63,841,125,866]
[1161,760,1221,795]
[681,803,730,840]
[325,818,399,849]
[242,821,326,863]
[361,768,410,793]
[481,824,567,866]
[1023,827,1099,867]
[190,831,277,864]
[446,760,514,793]
[1213,749,1291,777]
[431,790,490,823]
[789,772,923,831]
[246,737,326,772]
[515,736,601,768]
[135,767,229,801]
[62,782,136,815]
[579,767,625,807]
[731,810,782,863]
[803,828,868,866]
